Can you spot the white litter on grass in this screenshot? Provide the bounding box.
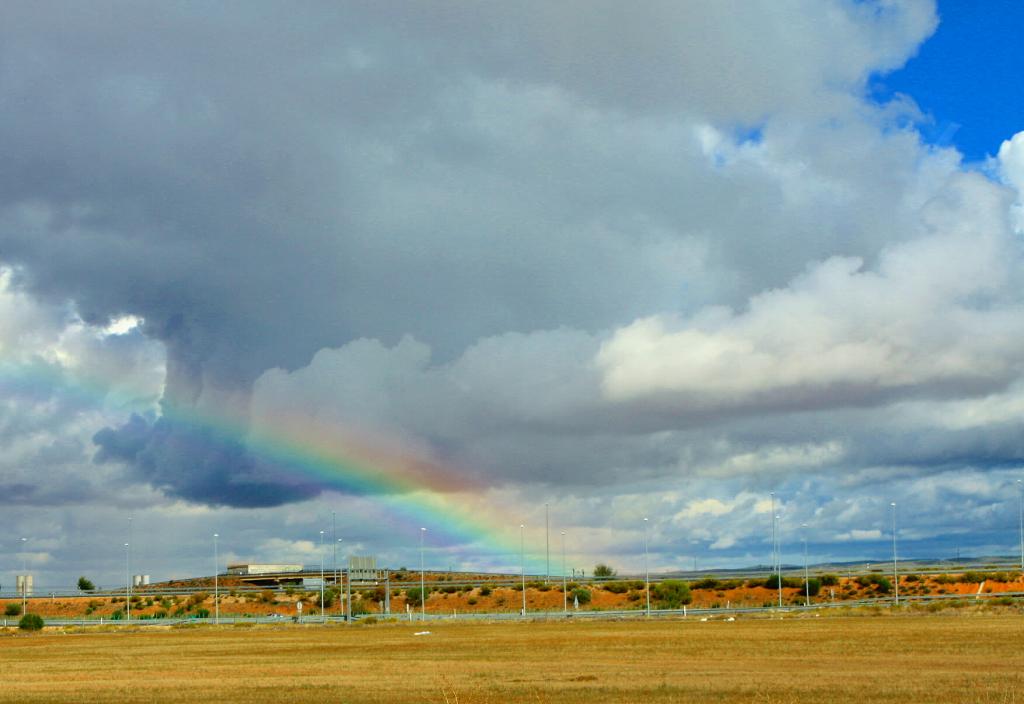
[699,617,708,622]
[726,617,735,622]
[414,631,432,636]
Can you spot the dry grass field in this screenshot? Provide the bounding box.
[1,612,1022,703]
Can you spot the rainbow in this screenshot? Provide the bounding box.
[0,357,550,572]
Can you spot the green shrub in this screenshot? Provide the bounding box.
[819,574,839,587]
[903,573,921,583]
[154,610,168,619]
[691,577,720,590]
[478,585,492,597]
[77,576,96,591]
[962,571,987,584]
[873,577,892,594]
[571,587,592,605]
[188,592,209,607]
[763,575,801,589]
[593,564,616,579]
[526,581,543,590]
[467,597,478,605]
[993,596,1015,606]
[260,590,275,603]
[350,600,370,615]
[193,608,210,618]
[537,584,551,592]
[5,603,22,616]
[442,585,458,594]
[803,578,821,597]
[652,580,692,608]
[603,581,630,594]
[405,587,426,607]
[110,609,124,620]
[18,614,43,631]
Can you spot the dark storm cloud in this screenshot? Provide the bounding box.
[0,1,955,507]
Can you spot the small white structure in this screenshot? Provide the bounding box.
[16,575,33,596]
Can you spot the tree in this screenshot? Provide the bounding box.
[652,580,692,608]
[5,603,22,616]
[803,578,821,598]
[77,576,96,591]
[18,613,44,631]
[405,587,426,607]
[593,564,617,579]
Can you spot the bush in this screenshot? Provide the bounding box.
[110,609,124,620]
[537,584,551,592]
[478,585,492,597]
[803,578,821,597]
[442,585,458,594]
[5,603,22,616]
[350,600,370,616]
[652,580,692,608]
[260,590,276,603]
[571,587,592,605]
[188,592,209,607]
[593,564,616,579]
[193,608,210,618]
[903,573,921,583]
[763,575,799,589]
[691,577,720,590]
[603,581,631,594]
[467,597,478,605]
[962,571,987,584]
[77,576,96,591]
[819,574,839,587]
[405,587,426,607]
[873,577,892,594]
[18,614,43,631]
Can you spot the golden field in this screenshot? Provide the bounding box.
[1,611,1023,703]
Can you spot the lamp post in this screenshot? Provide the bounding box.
[20,537,27,615]
[336,538,343,616]
[124,542,130,621]
[319,530,325,620]
[1017,480,1023,573]
[802,523,809,607]
[127,515,132,618]
[332,511,337,589]
[520,524,527,617]
[775,514,782,608]
[545,503,550,585]
[561,530,567,615]
[213,533,219,624]
[891,502,899,606]
[642,517,651,616]
[769,492,776,591]
[420,527,426,621]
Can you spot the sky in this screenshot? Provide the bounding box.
[3,0,1024,589]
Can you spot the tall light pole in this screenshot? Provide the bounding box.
[1017,480,1023,573]
[775,513,782,608]
[20,537,27,615]
[319,530,325,620]
[127,515,132,614]
[124,542,130,621]
[213,533,219,624]
[643,517,650,616]
[802,523,809,607]
[545,503,550,585]
[769,492,776,587]
[561,530,567,614]
[332,511,337,589]
[336,538,343,616]
[520,524,527,617]
[891,502,899,606]
[420,527,426,621]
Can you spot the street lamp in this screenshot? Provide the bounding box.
[319,530,325,620]
[769,492,776,593]
[561,530,567,615]
[127,515,132,616]
[336,538,343,616]
[332,511,337,589]
[124,542,130,621]
[213,533,219,624]
[20,537,27,615]
[775,514,782,608]
[420,527,426,621]
[520,524,527,617]
[1017,480,1023,573]
[643,517,650,616]
[545,503,550,585]
[891,502,899,606]
[801,523,809,608]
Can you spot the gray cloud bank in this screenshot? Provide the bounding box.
[6,0,1024,528]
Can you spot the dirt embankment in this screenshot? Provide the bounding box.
[5,571,1021,619]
